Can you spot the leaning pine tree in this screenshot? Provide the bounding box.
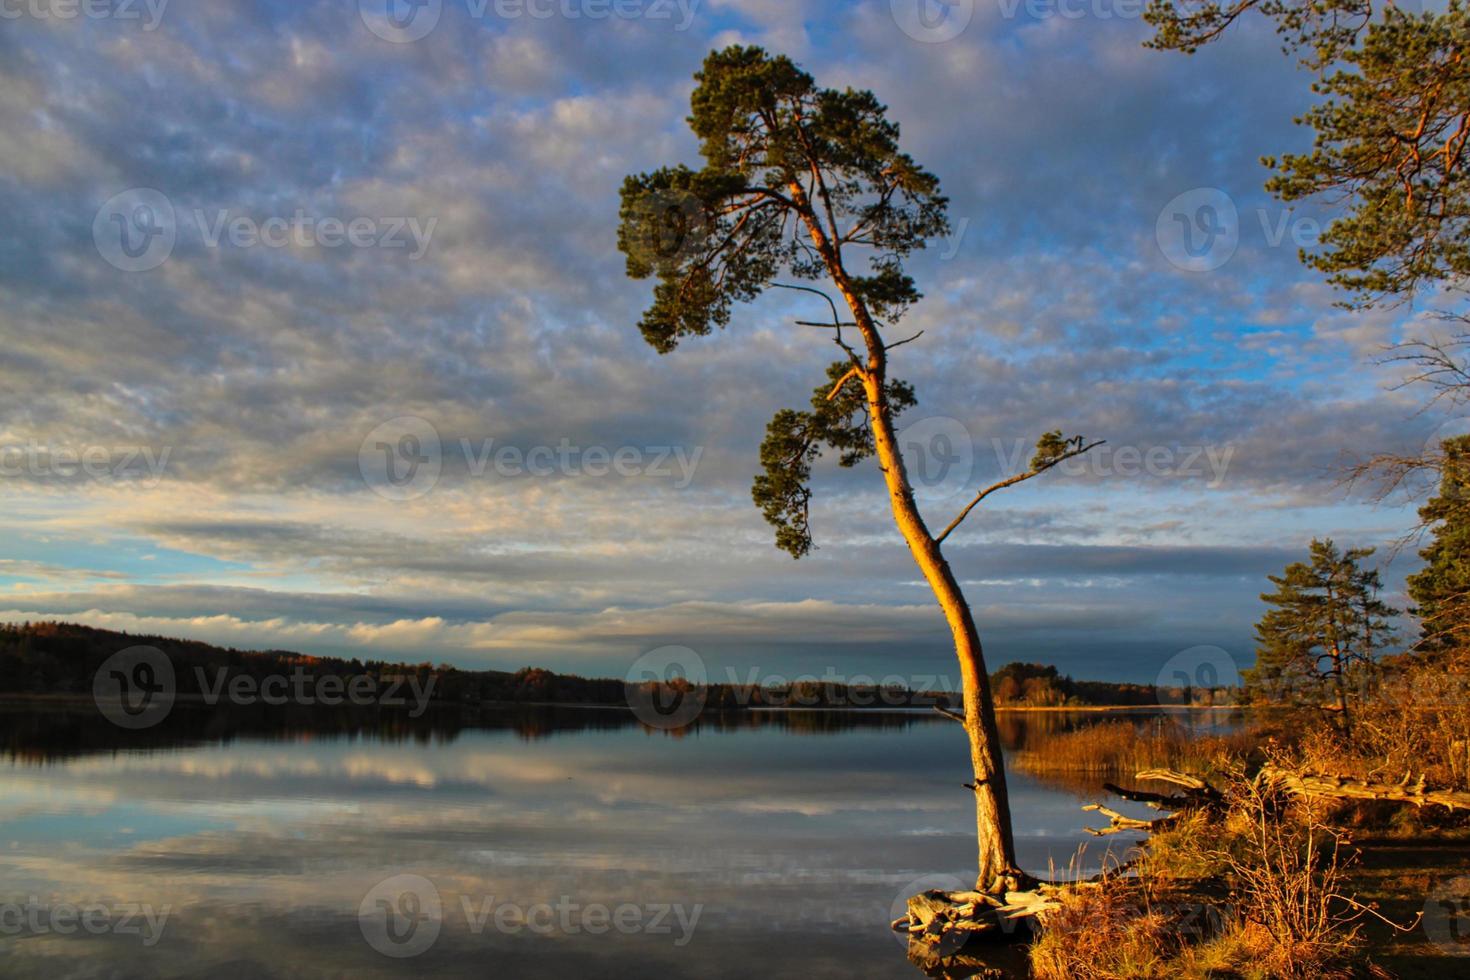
[617,46,1100,892]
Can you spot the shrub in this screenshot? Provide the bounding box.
[1030,766,1385,979]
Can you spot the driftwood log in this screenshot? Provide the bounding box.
[1258,764,1470,811]
[892,883,1062,975]
[1081,803,1177,837]
[1083,765,1470,836]
[1082,769,1228,836]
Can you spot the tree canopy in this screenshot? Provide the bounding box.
[1407,433,1470,651]
[1147,0,1470,306]
[617,46,952,556]
[1244,538,1396,723]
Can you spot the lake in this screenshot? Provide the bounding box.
[0,703,1214,978]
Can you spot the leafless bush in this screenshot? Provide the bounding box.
[1350,652,1470,791]
[1214,771,1371,979]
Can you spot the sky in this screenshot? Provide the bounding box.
[0,0,1457,687]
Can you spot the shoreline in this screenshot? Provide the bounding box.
[1,693,1244,714]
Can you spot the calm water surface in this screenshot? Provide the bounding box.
[0,705,1216,978]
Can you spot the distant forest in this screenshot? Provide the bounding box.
[0,621,1225,709]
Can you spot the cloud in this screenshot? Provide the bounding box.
[0,0,1435,680]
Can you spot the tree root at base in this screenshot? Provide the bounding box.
[891,862,1140,975]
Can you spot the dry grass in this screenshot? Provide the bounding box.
[1029,768,1383,980]
[1028,880,1178,979]
[1012,717,1260,779]
[1023,664,1470,977]
[1028,875,1269,980]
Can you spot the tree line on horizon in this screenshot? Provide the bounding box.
[0,620,1202,709]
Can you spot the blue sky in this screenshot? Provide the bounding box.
[0,0,1455,685]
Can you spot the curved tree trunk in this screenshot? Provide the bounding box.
[789,181,1021,890]
[864,373,1021,891]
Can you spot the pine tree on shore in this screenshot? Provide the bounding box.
[1245,539,1396,730]
[1407,435,1470,654]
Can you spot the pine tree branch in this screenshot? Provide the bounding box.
[935,440,1105,546]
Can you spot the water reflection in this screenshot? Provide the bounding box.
[0,704,1210,978]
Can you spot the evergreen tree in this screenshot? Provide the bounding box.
[1407,435,1470,652]
[1146,0,1470,307]
[616,47,1103,891]
[1245,539,1397,729]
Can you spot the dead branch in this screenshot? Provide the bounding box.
[933,703,966,724]
[935,440,1106,545]
[884,330,924,351]
[1136,769,1218,793]
[1082,803,1179,837]
[1102,781,1220,812]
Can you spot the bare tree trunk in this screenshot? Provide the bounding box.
[1329,648,1351,735]
[789,182,1021,890]
[863,372,1022,891]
